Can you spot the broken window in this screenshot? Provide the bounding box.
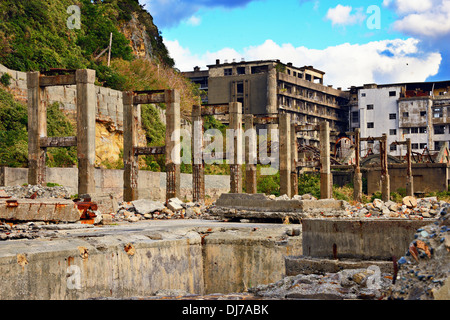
[237,67,246,75]
[403,128,410,134]
[361,93,366,97]
[402,112,409,118]
[420,143,427,149]
[367,122,374,129]
[389,91,397,97]
[389,129,397,135]
[410,127,419,134]
[236,82,244,94]
[389,113,397,120]
[419,127,427,134]
[420,111,427,117]
[433,107,443,118]
[434,125,445,135]
[390,144,397,152]
[367,104,374,110]
[224,68,232,76]
[251,65,268,74]
[412,143,419,150]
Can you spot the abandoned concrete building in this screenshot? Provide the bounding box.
[349,81,450,158]
[183,59,350,148]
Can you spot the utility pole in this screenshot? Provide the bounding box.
[107,32,112,67]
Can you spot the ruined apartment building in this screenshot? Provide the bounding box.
[350,81,450,157]
[183,59,350,147]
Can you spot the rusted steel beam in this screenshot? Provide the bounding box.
[295,124,320,132]
[360,136,383,142]
[40,136,77,148]
[134,146,166,156]
[133,93,166,105]
[201,105,229,116]
[253,116,279,125]
[39,74,77,87]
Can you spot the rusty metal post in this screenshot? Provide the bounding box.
[192,104,205,203]
[123,92,139,202]
[229,102,243,194]
[406,138,414,197]
[279,113,292,197]
[76,69,97,196]
[291,122,298,197]
[165,89,181,201]
[319,121,332,199]
[244,114,257,194]
[27,71,47,186]
[380,133,390,202]
[353,128,363,202]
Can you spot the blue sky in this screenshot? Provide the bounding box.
[140,0,450,89]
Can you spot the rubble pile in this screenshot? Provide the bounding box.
[249,267,393,300]
[106,197,212,223]
[388,205,450,300]
[0,185,72,199]
[343,196,447,220]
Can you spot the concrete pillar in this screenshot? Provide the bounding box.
[123,92,139,202]
[320,121,332,199]
[353,128,363,202]
[380,134,390,202]
[27,72,47,186]
[165,90,181,201]
[76,69,97,196]
[406,138,414,197]
[267,65,278,132]
[279,113,292,197]
[192,104,205,203]
[229,102,243,194]
[244,114,257,194]
[291,122,298,197]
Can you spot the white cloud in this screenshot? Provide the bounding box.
[386,0,450,38]
[168,38,441,89]
[325,4,366,26]
[186,15,201,26]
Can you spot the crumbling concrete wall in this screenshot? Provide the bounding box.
[0,167,230,202]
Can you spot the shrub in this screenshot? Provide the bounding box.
[0,73,12,87]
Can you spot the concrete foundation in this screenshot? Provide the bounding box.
[0,221,301,299]
[302,218,435,260]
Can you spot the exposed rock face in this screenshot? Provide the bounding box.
[120,13,153,61]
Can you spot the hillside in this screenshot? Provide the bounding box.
[0,0,202,170]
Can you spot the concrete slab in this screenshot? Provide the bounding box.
[0,198,81,222]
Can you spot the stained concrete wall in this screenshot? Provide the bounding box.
[0,224,301,299]
[302,218,434,260]
[365,163,449,194]
[0,167,230,202]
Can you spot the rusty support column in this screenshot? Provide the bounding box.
[320,121,332,199]
[245,114,257,194]
[192,104,205,203]
[291,122,298,197]
[406,138,414,197]
[380,133,390,202]
[165,89,181,201]
[76,69,97,196]
[353,128,363,202]
[27,72,47,186]
[229,102,243,194]
[123,92,139,202]
[279,113,292,197]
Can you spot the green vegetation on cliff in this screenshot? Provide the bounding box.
[0,0,175,88]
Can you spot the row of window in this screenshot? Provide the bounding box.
[366,140,427,151]
[361,91,397,98]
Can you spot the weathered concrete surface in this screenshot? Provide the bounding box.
[0,220,301,299]
[285,255,393,275]
[211,193,345,221]
[202,226,302,294]
[302,218,438,260]
[0,199,81,222]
